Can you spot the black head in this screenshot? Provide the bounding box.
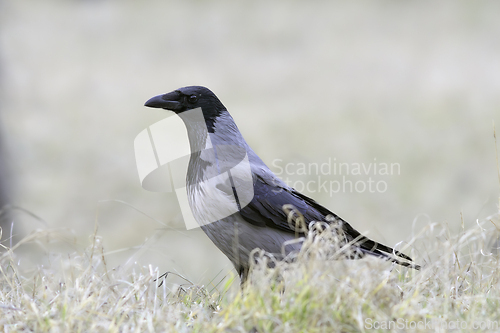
[144,86,226,120]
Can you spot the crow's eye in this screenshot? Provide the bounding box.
[188,95,198,103]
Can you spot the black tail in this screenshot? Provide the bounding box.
[354,235,420,270]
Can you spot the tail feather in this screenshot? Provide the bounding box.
[339,219,419,269]
[358,244,421,270]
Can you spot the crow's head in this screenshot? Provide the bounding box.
[144,86,226,120]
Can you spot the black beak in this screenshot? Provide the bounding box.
[144,91,184,112]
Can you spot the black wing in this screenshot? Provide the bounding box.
[238,173,418,268]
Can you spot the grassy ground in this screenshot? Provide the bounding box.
[1,205,500,332]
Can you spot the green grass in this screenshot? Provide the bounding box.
[2,207,500,332]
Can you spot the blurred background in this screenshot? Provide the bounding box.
[1,0,499,285]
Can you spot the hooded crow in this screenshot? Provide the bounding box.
[144,86,420,283]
